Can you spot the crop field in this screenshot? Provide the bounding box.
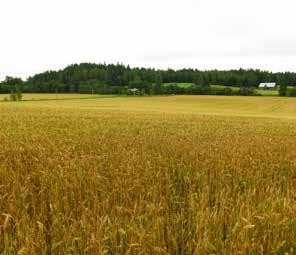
[0,96,295,254]
[0,93,107,101]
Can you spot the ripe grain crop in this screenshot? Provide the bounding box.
[0,96,295,254]
[0,93,108,101]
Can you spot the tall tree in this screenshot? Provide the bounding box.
[4,76,23,101]
[154,73,163,94]
[279,83,287,97]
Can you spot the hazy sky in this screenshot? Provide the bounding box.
[1,0,296,81]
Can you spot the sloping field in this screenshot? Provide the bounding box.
[13,95,296,118]
[0,93,106,101]
[0,96,295,254]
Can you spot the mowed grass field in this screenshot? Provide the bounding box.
[0,96,296,254]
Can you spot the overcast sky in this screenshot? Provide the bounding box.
[1,0,296,81]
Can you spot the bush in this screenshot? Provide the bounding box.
[211,87,233,95]
[10,92,17,101]
[223,87,234,95]
[288,87,296,97]
[9,86,23,101]
[236,87,259,96]
[16,90,23,101]
[279,84,287,96]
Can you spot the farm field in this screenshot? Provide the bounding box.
[256,89,279,96]
[164,83,193,88]
[0,96,295,254]
[163,83,280,96]
[0,93,109,101]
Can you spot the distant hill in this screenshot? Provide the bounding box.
[1,63,296,94]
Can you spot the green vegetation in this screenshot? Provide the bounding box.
[164,82,193,88]
[158,83,258,96]
[1,63,296,96]
[288,87,296,97]
[211,84,239,91]
[256,89,279,96]
[0,96,295,254]
[279,83,288,96]
[1,76,23,101]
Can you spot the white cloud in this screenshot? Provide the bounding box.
[1,0,296,81]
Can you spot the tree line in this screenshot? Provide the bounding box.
[1,63,296,95]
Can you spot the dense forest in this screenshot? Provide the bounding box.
[1,63,296,95]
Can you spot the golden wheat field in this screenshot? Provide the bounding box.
[0,95,296,255]
[0,93,102,101]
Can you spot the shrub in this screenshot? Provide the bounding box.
[279,83,288,96]
[236,87,259,96]
[10,92,17,101]
[288,87,296,97]
[16,89,23,101]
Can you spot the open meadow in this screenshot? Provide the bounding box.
[0,95,295,254]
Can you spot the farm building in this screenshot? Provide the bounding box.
[129,88,140,95]
[258,83,276,89]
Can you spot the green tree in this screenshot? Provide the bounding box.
[193,74,204,85]
[10,63,296,94]
[154,73,163,94]
[4,76,23,101]
[279,83,287,97]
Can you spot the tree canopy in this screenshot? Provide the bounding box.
[1,63,296,95]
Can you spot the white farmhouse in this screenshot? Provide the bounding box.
[258,83,276,89]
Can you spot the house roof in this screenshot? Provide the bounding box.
[258,83,276,88]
